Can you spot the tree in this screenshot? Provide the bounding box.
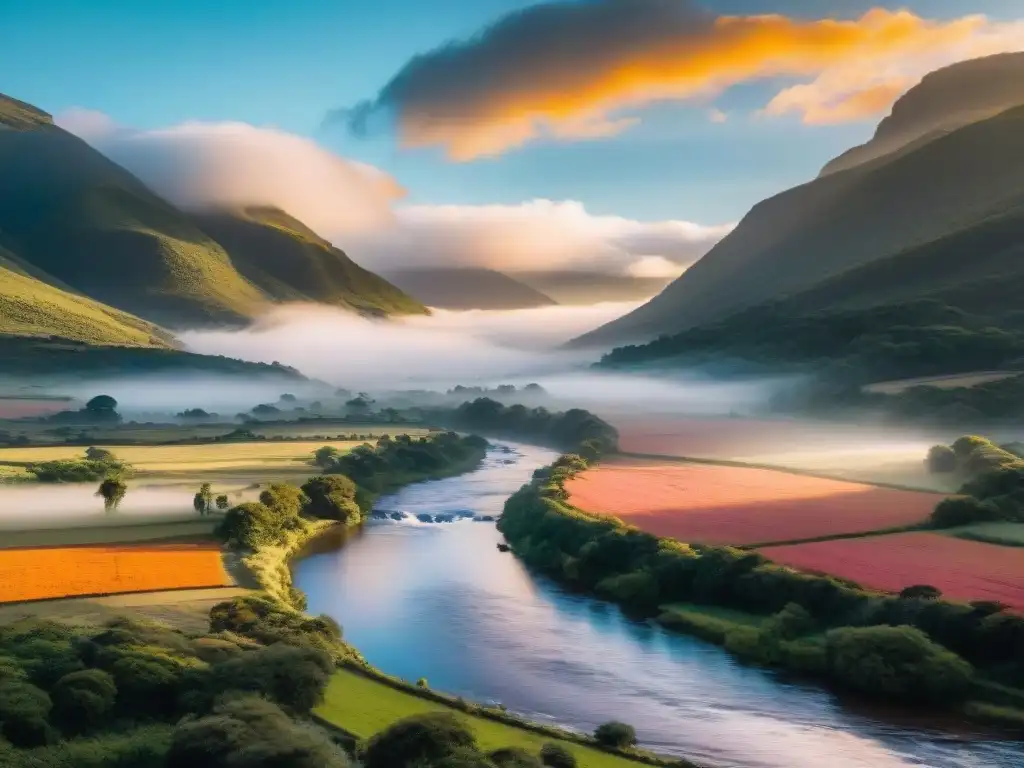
[252,404,281,416]
[926,445,957,474]
[84,446,115,462]
[85,395,117,413]
[363,712,477,768]
[0,680,54,747]
[593,722,636,749]
[51,669,117,729]
[216,494,230,511]
[211,644,333,715]
[96,477,127,511]
[280,393,298,403]
[218,502,281,548]
[540,743,577,768]
[194,483,215,516]
[313,446,340,468]
[490,747,543,768]
[259,483,307,519]
[825,625,974,703]
[900,584,943,600]
[302,475,361,524]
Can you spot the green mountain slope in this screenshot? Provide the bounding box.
[515,271,673,305]
[0,95,269,327]
[576,101,1024,348]
[381,267,554,310]
[191,207,428,316]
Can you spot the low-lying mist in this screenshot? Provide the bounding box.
[177,303,796,414]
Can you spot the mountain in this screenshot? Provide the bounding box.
[0,93,426,329]
[515,271,674,305]
[192,207,427,316]
[822,53,1024,176]
[381,268,555,310]
[575,97,1024,349]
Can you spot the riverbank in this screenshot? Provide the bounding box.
[497,453,1024,734]
[235,440,684,768]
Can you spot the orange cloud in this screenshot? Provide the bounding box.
[341,1,1023,160]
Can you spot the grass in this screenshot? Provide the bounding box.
[657,603,765,645]
[946,522,1024,547]
[0,441,358,478]
[316,669,659,768]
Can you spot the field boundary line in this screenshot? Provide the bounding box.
[617,451,947,494]
[0,583,244,608]
[743,523,930,550]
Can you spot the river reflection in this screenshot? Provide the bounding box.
[293,444,1024,768]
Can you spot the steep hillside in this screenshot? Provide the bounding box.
[192,207,428,316]
[0,94,268,327]
[382,267,555,310]
[822,53,1024,176]
[515,271,673,305]
[576,104,1024,348]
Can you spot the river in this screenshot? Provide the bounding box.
[292,443,1024,768]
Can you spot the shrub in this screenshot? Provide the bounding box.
[539,742,577,768]
[490,746,543,768]
[763,603,814,640]
[259,483,307,519]
[218,502,282,548]
[362,712,477,768]
[215,494,230,511]
[593,721,636,749]
[825,625,974,704]
[51,669,117,729]
[313,446,340,468]
[900,585,942,600]
[211,644,333,715]
[302,475,362,524]
[166,695,348,768]
[0,679,54,747]
[96,477,127,511]
[931,496,1002,527]
[84,447,116,462]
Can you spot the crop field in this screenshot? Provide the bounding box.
[565,459,940,546]
[760,533,1024,610]
[0,441,357,477]
[0,542,231,603]
[317,670,649,768]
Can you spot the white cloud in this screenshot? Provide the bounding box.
[56,110,404,236]
[349,200,733,275]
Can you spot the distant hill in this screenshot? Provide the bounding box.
[515,271,673,305]
[822,53,1024,176]
[193,207,427,316]
[381,268,555,310]
[0,94,426,329]
[575,99,1024,348]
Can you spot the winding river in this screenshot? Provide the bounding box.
[293,444,1024,768]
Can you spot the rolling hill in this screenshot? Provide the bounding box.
[0,93,426,330]
[381,268,555,310]
[514,271,674,305]
[575,94,1024,349]
[193,207,427,316]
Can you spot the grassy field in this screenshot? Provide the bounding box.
[947,522,1024,547]
[0,440,359,478]
[317,670,653,768]
[863,371,1019,394]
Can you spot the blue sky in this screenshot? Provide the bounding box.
[2,0,1021,224]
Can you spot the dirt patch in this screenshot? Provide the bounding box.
[565,459,940,545]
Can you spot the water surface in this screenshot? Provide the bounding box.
[294,444,1024,768]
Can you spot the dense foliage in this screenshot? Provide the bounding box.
[924,435,1024,527]
[498,455,1024,700]
[439,399,618,460]
[27,449,129,483]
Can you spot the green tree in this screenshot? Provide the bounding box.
[301,475,361,524]
[490,747,543,768]
[193,483,214,516]
[211,644,333,715]
[593,722,636,749]
[51,669,117,730]
[215,494,230,511]
[84,446,115,462]
[539,743,577,768]
[96,477,127,511]
[313,446,340,468]
[259,483,307,518]
[363,712,477,768]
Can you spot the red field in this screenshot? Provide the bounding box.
[761,533,1024,610]
[0,542,231,603]
[565,459,940,545]
[0,398,71,419]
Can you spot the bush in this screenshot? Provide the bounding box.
[211,644,333,715]
[539,743,577,768]
[362,712,477,768]
[166,695,349,768]
[900,585,942,600]
[489,746,543,768]
[926,445,957,474]
[302,475,362,524]
[825,625,974,704]
[217,502,283,548]
[0,679,54,747]
[931,496,1003,527]
[96,477,127,511]
[258,483,307,519]
[84,447,116,462]
[51,669,117,729]
[592,721,636,749]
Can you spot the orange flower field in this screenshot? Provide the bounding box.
[760,533,1024,610]
[564,459,940,545]
[0,542,231,603]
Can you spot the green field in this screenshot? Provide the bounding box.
[316,670,654,768]
[947,522,1024,547]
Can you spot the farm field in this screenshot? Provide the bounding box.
[0,440,357,477]
[317,670,650,768]
[760,533,1024,611]
[0,520,220,548]
[0,542,231,603]
[565,459,941,546]
[946,522,1024,547]
[863,371,1018,395]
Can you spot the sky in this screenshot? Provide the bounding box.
[3,0,1022,266]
